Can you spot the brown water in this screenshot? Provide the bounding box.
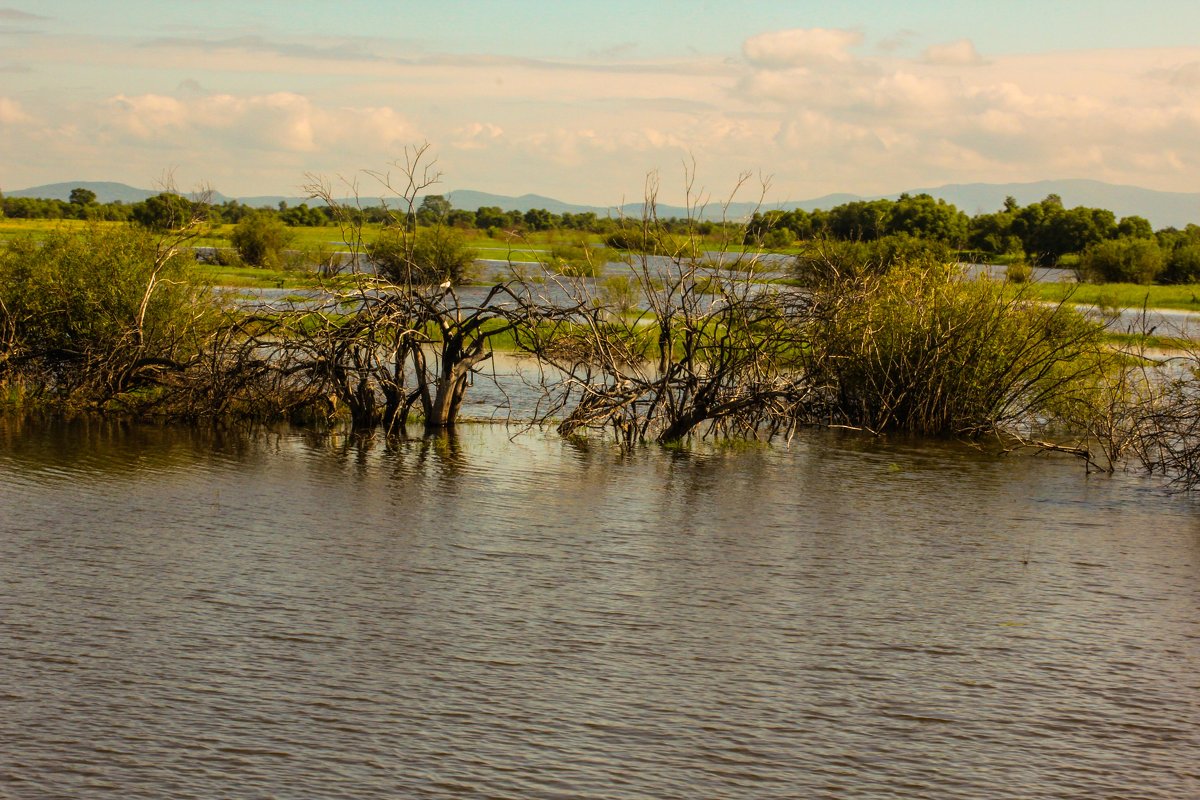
[1,420,1198,799]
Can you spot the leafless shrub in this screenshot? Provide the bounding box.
[516,166,817,444]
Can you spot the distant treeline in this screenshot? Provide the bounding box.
[0,189,614,232]
[5,187,1200,282]
[747,193,1200,274]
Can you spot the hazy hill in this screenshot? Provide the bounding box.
[8,179,1200,228]
[446,190,593,216]
[5,181,166,204]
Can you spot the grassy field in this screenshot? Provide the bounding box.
[192,262,316,289]
[1025,280,1200,313]
[0,218,97,241]
[7,220,1200,310]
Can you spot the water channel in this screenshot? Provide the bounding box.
[2,420,1198,798]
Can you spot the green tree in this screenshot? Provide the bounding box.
[1163,244,1200,284]
[230,211,294,267]
[1011,197,1115,264]
[745,210,790,246]
[968,208,1022,256]
[132,192,195,232]
[885,194,969,246]
[826,199,891,241]
[416,194,452,226]
[446,208,477,229]
[523,208,559,231]
[67,187,100,221]
[1117,215,1154,239]
[280,203,328,227]
[69,187,97,207]
[474,206,508,229]
[560,211,602,232]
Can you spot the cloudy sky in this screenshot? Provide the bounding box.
[3,1,1199,205]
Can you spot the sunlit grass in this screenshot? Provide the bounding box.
[1025,281,1200,313]
[8,219,1200,313]
[1101,331,1193,351]
[192,262,319,289]
[0,218,104,241]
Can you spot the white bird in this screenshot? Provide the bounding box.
[439,280,452,290]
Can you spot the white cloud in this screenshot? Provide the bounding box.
[450,121,504,150]
[922,39,985,66]
[867,71,959,114]
[5,21,1200,202]
[1165,60,1200,88]
[0,96,32,125]
[106,94,187,138]
[727,35,1200,194]
[743,28,863,69]
[103,91,416,154]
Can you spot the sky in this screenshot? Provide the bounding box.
[3,1,1200,206]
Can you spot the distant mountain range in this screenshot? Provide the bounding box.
[7,178,1200,229]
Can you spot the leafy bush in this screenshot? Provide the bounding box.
[369,225,476,285]
[760,228,793,250]
[1078,238,1164,284]
[545,241,603,277]
[597,274,642,316]
[604,227,652,251]
[1005,260,1033,283]
[0,226,220,408]
[803,261,1106,436]
[196,247,243,267]
[230,211,294,268]
[793,234,952,284]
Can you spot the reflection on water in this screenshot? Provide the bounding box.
[2,421,1199,799]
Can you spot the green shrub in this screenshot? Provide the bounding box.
[604,227,657,251]
[207,247,243,267]
[369,225,476,285]
[0,226,220,408]
[1005,260,1033,283]
[597,274,642,316]
[1079,238,1164,284]
[761,228,793,250]
[793,234,952,284]
[803,261,1106,436]
[545,241,603,277]
[132,192,196,232]
[230,211,294,268]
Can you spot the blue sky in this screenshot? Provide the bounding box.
[3,1,1200,203]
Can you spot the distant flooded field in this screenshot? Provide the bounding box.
[2,421,1198,798]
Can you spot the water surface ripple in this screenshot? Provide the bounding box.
[1,421,1198,798]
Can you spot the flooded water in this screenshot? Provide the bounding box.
[2,421,1199,799]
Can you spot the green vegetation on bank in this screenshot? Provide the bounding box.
[2,205,1199,482]
[11,214,1200,315]
[9,146,1200,487]
[1024,281,1200,313]
[7,180,1200,283]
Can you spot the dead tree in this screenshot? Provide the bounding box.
[520,167,814,444]
[281,146,575,433]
